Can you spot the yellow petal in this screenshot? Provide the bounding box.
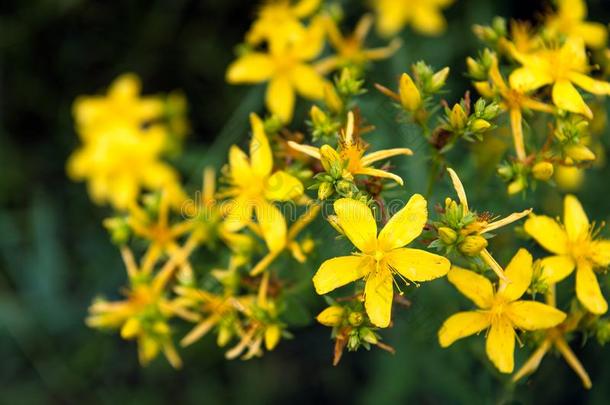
[223,195,254,231]
[552,80,592,119]
[540,255,576,283]
[509,66,553,92]
[569,72,610,95]
[438,311,490,347]
[109,73,140,99]
[264,171,304,201]
[558,0,586,20]
[292,0,321,17]
[360,148,413,167]
[313,256,371,294]
[447,168,468,211]
[386,248,450,282]
[411,6,446,36]
[249,113,272,178]
[334,198,377,254]
[255,200,287,252]
[378,194,427,251]
[524,215,568,255]
[506,301,566,330]
[374,1,407,37]
[486,317,515,373]
[226,53,274,83]
[572,22,608,49]
[265,324,281,350]
[498,248,533,302]
[356,167,404,185]
[291,64,326,100]
[576,260,608,314]
[287,141,321,160]
[229,145,252,186]
[365,267,394,328]
[563,194,590,241]
[316,306,344,326]
[266,76,295,123]
[447,266,494,309]
[591,240,610,267]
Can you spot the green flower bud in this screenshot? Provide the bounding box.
[449,104,468,130]
[348,311,364,327]
[318,182,334,200]
[471,118,491,132]
[320,145,343,178]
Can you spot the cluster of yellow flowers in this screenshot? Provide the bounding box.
[69,0,610,390]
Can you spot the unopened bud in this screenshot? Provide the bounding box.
[438,227,458,245]
[450,104,468,130]
[459,235,488,256]
[471,118,491,132]
[317,306,345,326]
[336,179,354,196]
[430,67,450,92]
[532,161,554,181]
[565,145,596,162]
[360,328,378,344]
[120,318,141,339]
[310,105,328,126]
[323,83,343,114]
[318,182,334,200]
[320,144,343,178]
[508,178,526,195]
[399,73,422,112]
[348,311,364,327]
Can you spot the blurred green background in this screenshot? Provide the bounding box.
[2,0,610,404]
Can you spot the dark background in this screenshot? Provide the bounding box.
[2,0,610,404]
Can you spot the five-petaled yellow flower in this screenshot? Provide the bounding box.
[313,195,450,327]
[289,111,413,185]
[226,17,327,122]
[524,194,610,314]
[545,0,608,49]
[222,113,304,252]
[438,249,567,373]
[508,38,610,119]
[371,0,454,37]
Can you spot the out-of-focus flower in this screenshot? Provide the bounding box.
[524,195,610,314]
[226,18,327,122]
[545,0,607,49]
[313,195,450,327]
[371,0,454,37]
[438,250,566,373]
[221,113,304,252]
[508,38,610,119]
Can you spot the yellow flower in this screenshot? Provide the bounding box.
[226,17,327,122]
[446,168,532,280]
[524,194,610,314]
[246,0,321,49]
[86,240,199,368]
[371,0,454,37]
[288,111,413,185]
[315,14,401,73]
[513,285,592,389]
[313,195,450,327]
[545,0,608,49]
[481,55,554,160]
[222,113,304,252]
[508,38,610,119]
[438,249,567,373]
[67,122,185,210]
[73,73,165,139]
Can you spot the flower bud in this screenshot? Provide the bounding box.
[360,328,378,345]
[336,179,355,196]
[348,311,364,327]
[459,235,488,256]
[471,118,491,132]
[429,67,450,92]
[320,144,343,178]
[318,182,334,200]
[438,227,458,245]
[265,324,281,350]
[565,145,596,162]
[399,73,422,112]
[449,104,468,130]
[103,217,131,245]
[317,306,345,326]
[532,161,554,181]
[310,105,328,126]
[508,178,526,195]
[466,57,485,80]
